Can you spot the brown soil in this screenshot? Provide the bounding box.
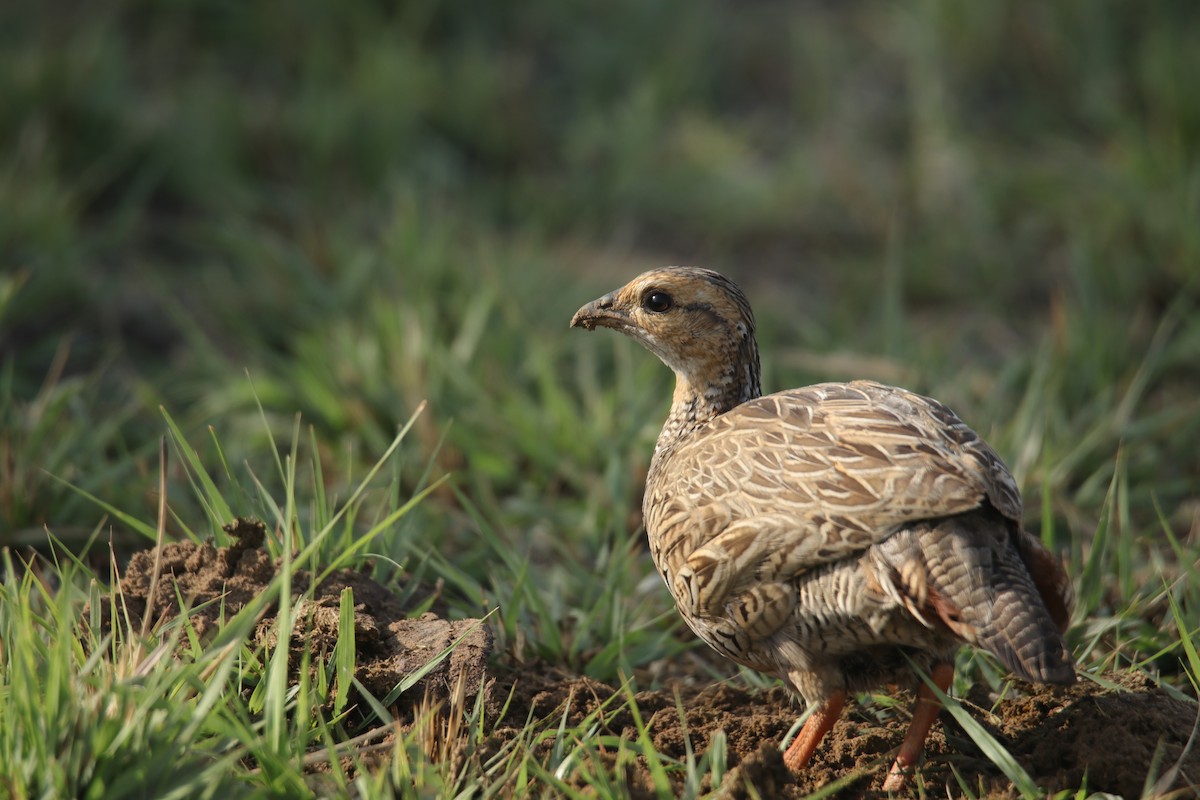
[105,521,1200,798]
[98,518,492,714]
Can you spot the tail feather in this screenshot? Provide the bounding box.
[974,547,1075,684]
[891,509,1076,685]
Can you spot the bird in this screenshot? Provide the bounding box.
[570,267,1075,791]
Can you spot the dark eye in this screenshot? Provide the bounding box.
[643,291,673,313]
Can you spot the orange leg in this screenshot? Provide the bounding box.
[783,690,847,772]
[881,662,955,792]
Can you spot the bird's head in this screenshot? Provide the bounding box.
[571,267,762,413]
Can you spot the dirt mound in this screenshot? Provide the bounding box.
[103,524,1198,797]
[101,518,491,713]
[985,672,1198,797]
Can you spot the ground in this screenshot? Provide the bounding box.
[106,522,1199,798]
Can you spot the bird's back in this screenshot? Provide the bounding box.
[642,380,1074,693]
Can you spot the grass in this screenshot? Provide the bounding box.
[2,0,1199,797]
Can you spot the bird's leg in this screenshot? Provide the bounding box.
[782,690,846,772]
[881,662,955,792]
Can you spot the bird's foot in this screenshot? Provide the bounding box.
[782,690,847,772]
[880,662,955,792]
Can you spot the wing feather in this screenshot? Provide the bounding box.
[644,380,1023,600]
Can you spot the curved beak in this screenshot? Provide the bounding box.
[570,292,626,331]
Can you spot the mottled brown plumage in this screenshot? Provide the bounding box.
[571,267,1075,791]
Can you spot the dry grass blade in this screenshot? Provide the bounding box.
[140,437,169,642]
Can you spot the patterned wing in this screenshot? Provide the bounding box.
[644,380,1023,622]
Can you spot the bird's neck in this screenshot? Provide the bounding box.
[651,333,761,468]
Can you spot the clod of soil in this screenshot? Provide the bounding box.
[99,521,1199,797]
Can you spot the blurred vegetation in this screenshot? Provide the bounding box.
[2,0,1199,663]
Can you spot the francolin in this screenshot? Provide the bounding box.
[571,267,1074,791]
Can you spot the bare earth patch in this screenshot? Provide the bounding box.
[107,523,1199,798]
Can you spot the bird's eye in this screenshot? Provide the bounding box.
[643,291,673,313]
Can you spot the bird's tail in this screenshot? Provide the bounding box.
[890,509,1076,685]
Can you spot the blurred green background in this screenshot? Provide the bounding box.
[3,0,1198,563]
